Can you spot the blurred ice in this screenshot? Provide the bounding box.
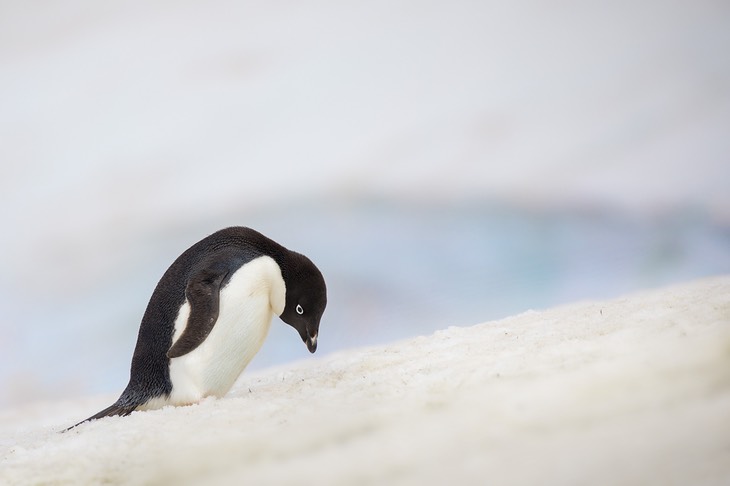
[1,0,729,408]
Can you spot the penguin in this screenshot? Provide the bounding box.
[67,226,326,429]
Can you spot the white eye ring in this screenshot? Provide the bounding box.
[296,304,304,315]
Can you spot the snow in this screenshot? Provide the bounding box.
[2,276,729,485]
[1,0,729,476]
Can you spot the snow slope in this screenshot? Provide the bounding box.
[1,276,729,485]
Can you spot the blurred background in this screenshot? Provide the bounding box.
[1,0,729,410]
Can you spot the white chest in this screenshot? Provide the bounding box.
[156,256,286,407]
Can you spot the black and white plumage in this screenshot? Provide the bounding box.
[69,227,327,429]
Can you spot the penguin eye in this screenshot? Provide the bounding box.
[296,304,304,315]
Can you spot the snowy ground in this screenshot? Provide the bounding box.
[1,276,728,485]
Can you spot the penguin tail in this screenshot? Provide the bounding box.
[62,403,137,432]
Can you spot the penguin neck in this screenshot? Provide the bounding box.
[268,256,287,317]
[269,249,298,288]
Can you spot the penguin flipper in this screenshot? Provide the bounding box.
[63,403,136,432]
[166,267,228,359]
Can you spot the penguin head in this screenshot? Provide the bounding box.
[279,252,327,353]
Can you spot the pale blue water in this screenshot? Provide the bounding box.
[1,201,729,407]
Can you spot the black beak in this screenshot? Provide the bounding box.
[306,333,318,353]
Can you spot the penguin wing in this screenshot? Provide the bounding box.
[167,267,229,358]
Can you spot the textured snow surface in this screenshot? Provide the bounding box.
[1,276,729,485]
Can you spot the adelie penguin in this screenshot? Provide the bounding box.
[67,227,327,430]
